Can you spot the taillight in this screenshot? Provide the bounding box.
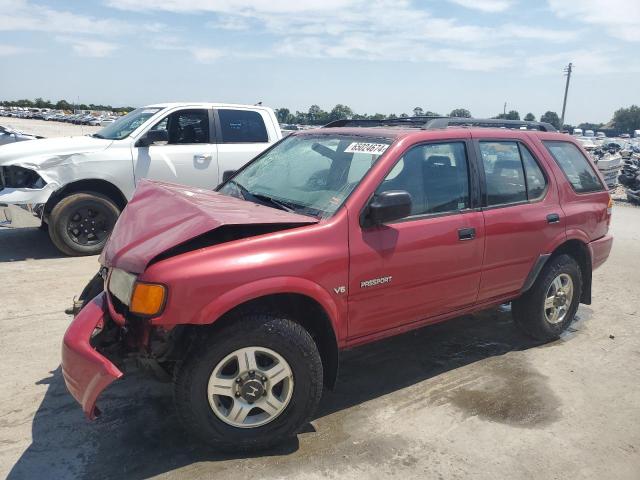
[607,196,613,215]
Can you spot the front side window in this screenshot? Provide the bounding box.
[149,109,210,144]
[94,107,163,140]
[218,134,393,217]
[218,109,268,143]
[543,141,604,193]
[376,142,470,216]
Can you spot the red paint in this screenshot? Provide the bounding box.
[62,127,613,417]
[61,292,123,419]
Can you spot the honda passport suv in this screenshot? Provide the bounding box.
[61,117,613,450]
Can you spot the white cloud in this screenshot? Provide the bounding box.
[0,43,33,56]
[548,0,640,42]
[449,0,514,13]
[56,36,119,57]
[191,47,224,63]
[106,0,580,70]
[0,0,163,36]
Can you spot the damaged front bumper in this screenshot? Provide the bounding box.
[61,292,123,419]
[0,184,56,228]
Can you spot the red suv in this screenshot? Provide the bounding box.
[62,118,613,450]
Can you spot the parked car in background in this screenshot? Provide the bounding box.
[62,117,613,451]
[0,102,282,255]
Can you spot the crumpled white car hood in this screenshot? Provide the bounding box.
[0,135,113,167]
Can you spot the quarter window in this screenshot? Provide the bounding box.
[480,141,548,206]
[218,109,269,143]
[376,142,470,216]
[543,141,604,193]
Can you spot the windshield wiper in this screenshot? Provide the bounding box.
[252,193,296,213]
[92,133,105,139]
[227,180,298,214]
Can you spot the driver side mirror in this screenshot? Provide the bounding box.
[137,129,168,147]
[361,190,412,228]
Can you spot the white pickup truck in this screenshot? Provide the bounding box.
[0,103,282,255]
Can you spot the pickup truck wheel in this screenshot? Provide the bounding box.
[174,314,323,451]
[512,254,582,341]
[48,192,120,256]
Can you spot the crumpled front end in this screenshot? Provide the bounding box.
[0,165,57,227]
[61,292,123,419]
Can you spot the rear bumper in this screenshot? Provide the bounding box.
[588,234,613,271]
[61,292,123,419]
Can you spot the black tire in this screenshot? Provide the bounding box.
[512,254,583,341]
[174,314,323,451]
[48,192,120,256]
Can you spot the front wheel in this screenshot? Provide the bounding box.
[48,192,120,256]
[174,314,323,451]
[512,254,583,341]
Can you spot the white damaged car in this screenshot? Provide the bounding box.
[0,103,282,255]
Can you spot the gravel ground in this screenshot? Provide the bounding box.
[1,117,100,139]
[0,206,639,480]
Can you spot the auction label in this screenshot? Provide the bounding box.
[345,142,389,155]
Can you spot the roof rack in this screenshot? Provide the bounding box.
[322,116,557,132]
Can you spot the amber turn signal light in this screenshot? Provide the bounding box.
[130,283,166,316]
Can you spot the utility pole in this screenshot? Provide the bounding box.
[560,62,573,130]
[503,102,507,115]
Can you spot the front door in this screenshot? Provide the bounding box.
[348,140,485,339]
[133,108,218,189]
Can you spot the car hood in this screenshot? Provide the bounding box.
[0,135,113,166]
[100,180,319,273]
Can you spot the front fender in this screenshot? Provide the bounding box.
[193,276,343,340]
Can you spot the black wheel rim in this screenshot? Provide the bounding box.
[66,206,114,246]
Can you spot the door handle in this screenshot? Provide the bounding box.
[458,227,476,241]
[547,213,560,224]
[194,154,212,165]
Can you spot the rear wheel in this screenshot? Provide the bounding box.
[174,314,323,451]
[512,254,582,341]
[48,192,120,256]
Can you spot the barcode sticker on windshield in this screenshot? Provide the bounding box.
[344,142,389,155]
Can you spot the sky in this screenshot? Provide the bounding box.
[0,0,639,124]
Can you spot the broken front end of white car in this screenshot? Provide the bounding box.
[0,164,55,228]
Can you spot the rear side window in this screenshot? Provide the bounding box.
[480,141,548,206]
[218,109,268,143]
[543,141,604,193]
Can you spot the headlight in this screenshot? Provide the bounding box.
[108,268,166,316]
[108,268,136,305]
[0,166,46,189]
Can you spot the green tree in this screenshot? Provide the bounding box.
[387,113,398,119]
[275,107,292,124]
[328,104,353,122]
[540,111,561,129]
[524,112,536,121]
[577,122,603,132]
[413,106,424,116]
[449,108,471,118]
[612,105,640,134]
[307,104,329,125]
[495,110,520,120]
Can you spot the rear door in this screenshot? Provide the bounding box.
[475,135,564,301]
[348,138,485,339]
[133,108,218,189]
[214,109,274,185]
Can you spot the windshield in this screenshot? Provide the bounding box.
[218,134,393,218]
[94,107,164,140]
